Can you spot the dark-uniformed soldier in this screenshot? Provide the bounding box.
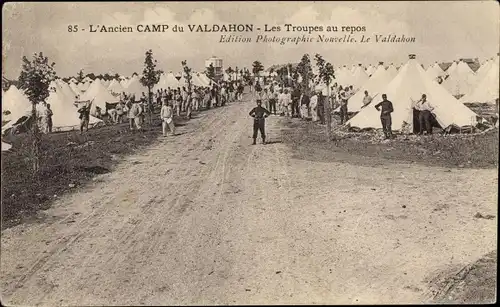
[374,94,394,139]
[249,99,271,145]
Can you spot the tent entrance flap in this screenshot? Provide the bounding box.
[412,108,442,134]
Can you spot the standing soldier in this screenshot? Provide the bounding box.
[414,94,434,135]
[339,90,349,124]
[160,98,175,137]
[237,82,244,101]
[46,103,53,133]
[374,94,394,139]
[78,101,91,135]
[249,99,271,145]
[262,87,270,110]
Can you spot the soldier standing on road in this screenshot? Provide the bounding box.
[160,98,175,137]
[374,94,394,139]
[249,99,271,145]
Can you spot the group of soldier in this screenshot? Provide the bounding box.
[78,79,247,135]
[249,77,441,142]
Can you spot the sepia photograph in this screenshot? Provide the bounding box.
[1,1,499,305]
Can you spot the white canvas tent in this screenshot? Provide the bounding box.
[124,76,148,97]
[347,55,480,132]
[336,66,353,86]
[2,141,12,151]
[2,83,103,133]
[426,62,446,80]
[119,78,130,88]
[2,103,46,133]
[350,64,369,90]
[69,82,82,96]
[442,60,477,96]
[349,64,357,74]
[154,72,181,91]
[460,56,499,104]
[365,65,375,76]
[47,85,103,131]
[386,64,397,77]
[198,73,213,87]
[191,73,210,87]
[56,80,79,102]
[107,79,124,95]
[81,79,119,115]
[473,58,494,83]
[445,61,458,76]
[2,85,32,123]
[337,62,393,113]
[78,82,91,92]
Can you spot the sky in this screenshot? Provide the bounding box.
[2,1,499,79]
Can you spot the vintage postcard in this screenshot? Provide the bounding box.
[1,1,498,305]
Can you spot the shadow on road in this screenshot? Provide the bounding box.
[265,140,283,145]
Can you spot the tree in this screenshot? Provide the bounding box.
[297,54,314,93]
[206,63,216,80]
[181,60,193,93]
[77,69,84,82]
[315,54,335,140]
[140,49,163,125]
[252,61,264,76]
[18,52,57,176]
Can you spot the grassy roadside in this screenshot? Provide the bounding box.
[279,117,498,169]
[426,250,497,304]
[1,115,190,230]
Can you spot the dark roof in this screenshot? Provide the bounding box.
[439,62,452,71]
[460,58,480,72]
[440,58,480,73]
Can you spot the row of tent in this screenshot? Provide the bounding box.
[342,54,499,131]
[2,56,497,135]
[1,71,220,134]
[426,58,498,98]
[69,71,218,97]
[2,80,103,134]
[335,56,498,100]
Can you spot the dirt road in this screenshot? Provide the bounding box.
[1,93,497,305]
